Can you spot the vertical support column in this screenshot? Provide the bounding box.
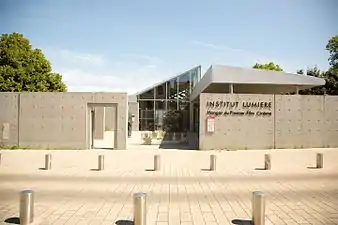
[98,155,105,171]
[20,190,34,225]
[229,83,234,94]
[264,154,271,170]
[316,153,323,169]
[45,154,52,170]
[154,155,161,171]
[252,191,265,225]
[210,155,216,171]
[295,86,299,95]
[189,103,194,132]
[133,192,147,225]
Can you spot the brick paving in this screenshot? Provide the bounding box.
[0,148,338,225]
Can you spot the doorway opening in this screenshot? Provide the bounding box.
[88,103,117,150]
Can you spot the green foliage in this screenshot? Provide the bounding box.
[0,32,67,92]
[163,110,184,132]
[253,62,284,72]
[326,35,338,67]
[297,67,326,95]
[296,35,338,95]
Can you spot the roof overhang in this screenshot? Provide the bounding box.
[190,65,326,101]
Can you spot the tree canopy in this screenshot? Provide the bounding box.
[297,35,338,95]
[326,35,338,68]
[253,62,284,72]
[252,35,338,95]
[0,32,67,92]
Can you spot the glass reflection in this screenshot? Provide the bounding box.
[137,66,201,131]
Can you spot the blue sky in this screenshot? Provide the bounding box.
[1,0,337,93]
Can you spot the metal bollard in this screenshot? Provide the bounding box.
[264,154,271,170]
[252,191,265,225]
[45,154,52,170]
[210,155,216,171]
[154,155,161,171]
[316,153,323,169]
[98,155,104,171]
[20,190,34,225]
[0,153,2,166]
[133,192,147,225]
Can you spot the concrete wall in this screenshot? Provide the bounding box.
[199,93,338,150]
[104,106,117,131]
[94,107,105,139]
[0,92,127,150]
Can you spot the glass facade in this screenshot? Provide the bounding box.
[137,66,201,131]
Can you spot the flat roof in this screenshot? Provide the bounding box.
[190,65,326,101]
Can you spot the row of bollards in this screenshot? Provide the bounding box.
[263,153,323,170]
[1,152,324,171]
[18,189,265,225]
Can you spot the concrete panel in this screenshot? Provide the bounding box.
[324,96,338,147]
[18,93,91,149]
[94,107,105,139]
[275,95,326,149]
[275,95,303,149]
[105,106,117,131]
[199,93,274,150]
[0,93,19,146]
[300,96,325,148]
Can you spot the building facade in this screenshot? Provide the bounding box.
[1,64,338,150]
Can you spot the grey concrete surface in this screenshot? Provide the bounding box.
[0,92,127,150]
[199,94,338,150]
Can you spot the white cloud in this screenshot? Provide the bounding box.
[43,48,170,94]
[44,48,106,67]
[119,53,161,62]
[191,40,299,73]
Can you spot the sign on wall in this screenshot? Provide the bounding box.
[206,100,272,117]
[206,116,215,133]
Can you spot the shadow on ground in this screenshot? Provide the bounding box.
[307,166,320,169]
[4,217,20,224]
[254,167,267,170]
[115,220,133,225]
[232,219,252,225]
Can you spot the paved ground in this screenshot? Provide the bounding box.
[0,148,338,225]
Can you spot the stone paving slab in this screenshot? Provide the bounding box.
[0,148,338,225]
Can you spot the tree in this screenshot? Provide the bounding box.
[325,35,338,95]
[326,35,338,68]
[0,32,67,92]
[297,67,326,95]
[253,62,284,72]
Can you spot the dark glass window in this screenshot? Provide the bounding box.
[139,88,154,100]
[155,83,166,99]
